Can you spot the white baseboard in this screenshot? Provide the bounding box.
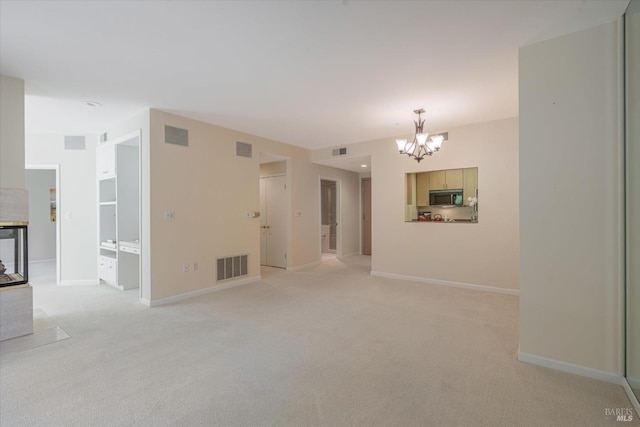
[370,270,520,296]
[139,298,151,307]
[28,259,56,264]
[517,351,624,385]
[287,261,321,272]
[622,379,640,415]
[59,279,100,286]
[147,275,261,307]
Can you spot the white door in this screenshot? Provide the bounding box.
[260,178,267,265]
[260,175,287,268]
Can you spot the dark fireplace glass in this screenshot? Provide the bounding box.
[0,224,28,288]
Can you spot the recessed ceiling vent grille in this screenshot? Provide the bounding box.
[216,254,248,281]
[236,141,252,158]
[64,135,86,150]
[332,147,347,156]
[165,125,189,147]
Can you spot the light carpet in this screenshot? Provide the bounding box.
[0,256,637,426]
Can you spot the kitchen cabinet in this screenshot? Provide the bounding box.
[463,168,478,205]
[416,172,430,206]
[446,169,463,189]
[430,169,463,190]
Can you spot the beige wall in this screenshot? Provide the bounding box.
[25,133,99,283]
[0,75,25,189]
[519,20,624,376]
[260,161,286,177]
[313,117,520,291]
[147,109,360,302]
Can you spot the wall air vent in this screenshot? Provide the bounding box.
[64,135,86,150]
[100,132,108,143]
[332,147,347,156]
[216,254,248,281]
[165,125,189,147]
[236,141,252,158]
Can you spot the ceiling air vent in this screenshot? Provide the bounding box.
[332,147,347,156]
[165,125,189,147]
[64,135,86,150]
[236,141,252,158]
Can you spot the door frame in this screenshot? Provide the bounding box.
[25,163,61,286]
[319,176,342,258]
[259,173,287,268]
[258,153,290,269]
[361,177,372,256]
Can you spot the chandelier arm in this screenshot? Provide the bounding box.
[396,108,443,163]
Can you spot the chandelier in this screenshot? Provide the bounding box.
[395,109,445,162]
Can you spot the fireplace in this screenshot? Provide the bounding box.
[0,223,28,288]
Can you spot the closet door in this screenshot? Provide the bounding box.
[260,175,286,268]
[259,178,268,266]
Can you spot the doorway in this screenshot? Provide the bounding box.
[362,178,371,255]
[25,164,61,285]
[259,158,288,269]
[320,179,339,256]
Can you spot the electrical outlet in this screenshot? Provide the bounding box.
[193,262,198,271]
[182,263,189,273]
[164,211,175,220]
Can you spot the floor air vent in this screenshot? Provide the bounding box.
[217,254,248,281]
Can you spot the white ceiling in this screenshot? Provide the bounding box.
[0,0,629,151]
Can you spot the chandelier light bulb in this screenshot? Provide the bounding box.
[431,134,444,151]
[396,139,407,153]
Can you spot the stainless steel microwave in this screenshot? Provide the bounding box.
[429,189,464,206]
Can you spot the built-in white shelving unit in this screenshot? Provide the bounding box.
[97,130,141,291]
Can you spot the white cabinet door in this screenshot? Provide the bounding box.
[259,175,286,268]
[99,256,109,281]
[96,143,116,179]
[106,258,118,284]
